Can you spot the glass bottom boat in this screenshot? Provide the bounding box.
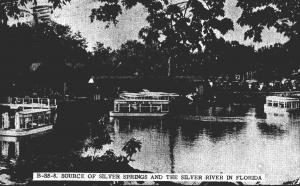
[264,96,300,114]
[0,97,57,136]
[109,90,179,117]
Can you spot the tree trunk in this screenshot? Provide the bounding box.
[168,57,171,77]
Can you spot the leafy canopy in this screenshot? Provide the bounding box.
[90,0,234,53]
[237,0,300,42]
[0,0,70,25]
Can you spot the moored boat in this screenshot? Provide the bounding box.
[0,97,57,136]
[264,96,300,125]
[109,90,179,117]
[264,96,300,114]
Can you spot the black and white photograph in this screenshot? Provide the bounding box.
[0,0,300,185]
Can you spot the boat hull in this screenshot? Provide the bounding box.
[264,104,299,115]
[0,125,53,137]
[109,111,167,117]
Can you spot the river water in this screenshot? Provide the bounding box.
[1,102,300,185]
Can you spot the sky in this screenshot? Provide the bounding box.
[49,0,289,51]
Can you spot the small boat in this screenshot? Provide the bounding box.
[0,97,57,136]
[264,96,300,125]
[109,90,179,117]
[264,96,300,114]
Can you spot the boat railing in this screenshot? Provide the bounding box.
[5,97,57,108]
[119,91,179,101]
[119,95,179,101]
[1,108,54,130]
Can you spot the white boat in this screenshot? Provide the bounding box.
[264,96,300,115]
[264,96,300,126]
[0,97,57,136]
[109,90,179,117]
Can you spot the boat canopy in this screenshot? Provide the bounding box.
[119,90,179,100]
[266,96,299,102]
[266,96,300,109]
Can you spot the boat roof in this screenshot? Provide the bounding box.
[266,96,299,101]
[114,99,170,103]
[0,103,52,109]
[119,90,179,99]
[19,109,50,115]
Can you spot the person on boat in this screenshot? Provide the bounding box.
[98,116,106,125]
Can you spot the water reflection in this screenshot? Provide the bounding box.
[0,136,20,160]
[178,121,246,144]
[257,122,287,138]
[265,111,300,125]
[259,110,300,138]
[191,104,251,117]
[0,103,299,185]
[108,106,300,184]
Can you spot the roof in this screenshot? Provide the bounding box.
[0,103,50,110]
[19,109,50,115]
[119,90,179,100]
[266,96,299,101]
[114,99,170,103]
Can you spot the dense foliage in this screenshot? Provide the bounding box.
[237,0,300,41]
[0,0,299,97]
[237,0,300,76]
[90,0,234,73]
[0,21,89,96]
[90,38,257,78]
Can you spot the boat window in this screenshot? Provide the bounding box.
[151,105,161,112]
[130,104,140,113]
[287,102,291,108]
[162,104,169,112]
[119,103,130,112]
[1,118,3,128]
[279,102,285,108]
[114,104,119,112]
[292,102,296,108]
[20,117,25,129]
[273,101,278,107]
[141,104,151,113]
[267,100,272,106]
[8,142,16,158]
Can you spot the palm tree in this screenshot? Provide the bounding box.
[122,138,142,161]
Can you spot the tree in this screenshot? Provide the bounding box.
[237,0,300,42]
[113,40,145,75]
[237,0,300,75]
[90,0,234,75]
[27,21,88,84]
[122,138,142,161]
[0,0,70,25]
[85,118,113,159]
[112,40,170,76]
[255,44,292,80]
[88,42,113,75]
[0,20,90,97]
